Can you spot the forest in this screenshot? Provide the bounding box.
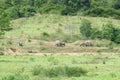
[0,0,120,19]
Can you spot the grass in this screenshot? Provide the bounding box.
[5,14,120,40]
[1,14,120,54]
[0,55,120,80]
[1,14,120,80]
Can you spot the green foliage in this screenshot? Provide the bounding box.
[0,0,120,19]
[41,32,50,41]
[101,22,120,44]
[113,0,120,9]
[90,22,120,44]
[90,28,102,39]
[32,65,43,76]
[20,5,36,17]
[65,66,88,77]
[0,9,11,38]
[32,65,88,77]
[112,28,120,44]
[0,52,4,55]
[102,23,114,40]
[80,19,92,39]
[2,75,15,80]
[86,7,120,19]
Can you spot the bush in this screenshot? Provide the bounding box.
[101,23,120,44]
[80,19,92,39]
[20,6,36,17]
[31,65,88,77]
[2,75,15,80]
[61,6,77,15]
[112,28,120,44]
[90,28,102,39]
[32,65,43,76]
[2,74,27,80]
[113,0,120,9]
[65,66,88,77]
[41,32,50,41]
[86,7,120,19]
[0,52,4,55]
[101,22,114,40]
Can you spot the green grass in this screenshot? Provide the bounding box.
[0,55,120,80]
[2,14,120,53]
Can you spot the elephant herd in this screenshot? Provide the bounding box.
[55,40,93,47]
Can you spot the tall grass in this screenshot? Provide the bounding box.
[32,65,88,78]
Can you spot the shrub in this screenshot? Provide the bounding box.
[86,7,120,19]
[103,60,106,64]
[28,50,33,53]
[46,66,88,77]
[7,40,13,45]
[31,65,88,78]
[113,28,120,44]
[20,5,36,17]
[28,39,32,42]
[0,52,4,55]
[2,75,15,80]
[65,66,88,77]
[80,19,92,39]
[101,23,120,44]
[113,0,120,9]
[29,57,35,61]
[41,32,50,41]
[32,65,43,76]
[90,28,102,39]
[101,22,114,41]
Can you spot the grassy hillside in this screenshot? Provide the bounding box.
[5,14,120,40]
[0,14,120,54]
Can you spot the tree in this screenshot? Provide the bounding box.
[0,9,11,38]
[102,23,114,41]
[113,0,120,9]
[80,19,92,39]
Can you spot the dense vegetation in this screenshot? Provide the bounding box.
[0,0,120,44]
[0,0,120,19]
[80,19,120,44]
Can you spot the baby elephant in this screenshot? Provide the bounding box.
[55,40,65,47]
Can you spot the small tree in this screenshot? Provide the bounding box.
[0,9,11,38]
[112,28,120,44]
[80,19,92,39]
[90,28,102,39]
[101,22,120,44]
[113,0,120,9]
[102,23,114,41]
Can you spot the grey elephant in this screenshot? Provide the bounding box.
[55,40,65,47]
[80,40,93,47]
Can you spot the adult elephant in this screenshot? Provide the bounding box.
[80,40,93,47]
[55,40,65,47]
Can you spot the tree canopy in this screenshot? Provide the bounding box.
[0,0,120,19]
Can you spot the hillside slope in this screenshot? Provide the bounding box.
[5,14,120,39]
[1,14,120,54]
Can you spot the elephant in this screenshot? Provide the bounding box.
[55,40,65,47]
[80,40,93,47]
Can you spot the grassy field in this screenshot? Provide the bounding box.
[0,14,120,54]
[5,14,120,40]
[0,54,120,80]
[0,14,120,80]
